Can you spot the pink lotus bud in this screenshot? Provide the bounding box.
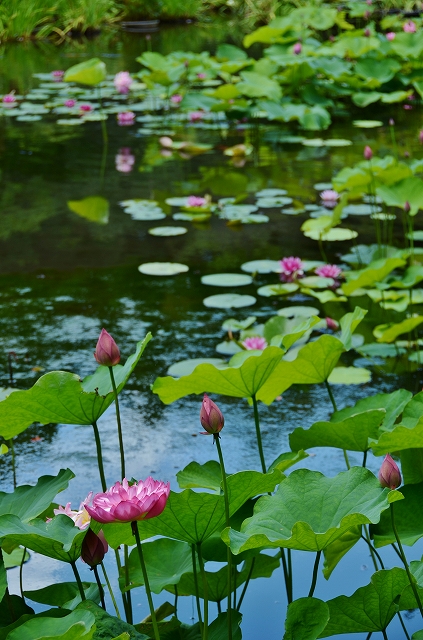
[325,317,339,331]
[419,130,423,144]
[293,42,302,55]
[80,104,92,113]
[364,28,371,37]
[378,454,401,490]
[386,32,396,41]
[389,118,395,126]
[200,394,224,435]
[404,201,411,214]
[197,73,206,79]
[81,529,108,567]
[364,145,373,160]
[94,329,120,367]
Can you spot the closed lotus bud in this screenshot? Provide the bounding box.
[293,42,302,55]
[94,329,120,367]
[325,317,339,331]
[378,454,401,490]
[364,145,373,160]
[404,201,411,214]
[81,529,108,567]
[200,394,224,435]
[419,130,423,144]
[389,118,395,126]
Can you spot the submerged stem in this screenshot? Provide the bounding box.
[132,521,160,640]
[252,394,266,473]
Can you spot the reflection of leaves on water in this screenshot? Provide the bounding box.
[0,177,56,240]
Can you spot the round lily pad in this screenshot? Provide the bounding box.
[300,276,335,289]
[16,115,42,122]
[314,182,333,190]
[282,207,304,215]
[165,197,191,207]
[353,120,383,128]
[277,305,319,318]
[221,204,258,218]
[57,119,83,125]
[216,341,243,356]
[256,197,293,208]
[173,213,211,222]
[129,210,166,221]
[242,214,269,224]
[343,204,382,216]
[148,226,187,236]
[255,188,288,197]
[304,228,358,241]
[203,293,256,309]
[257,283,298,297]
[241,260,280,274]
[327,367,372,385]
[201,273,253,287]
[372,213,396,221]
[138,262,189,276]
[302,138,352,147]
[168,358,226,377]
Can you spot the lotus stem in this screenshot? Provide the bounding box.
[252,394,266,474]
[191,544,203,629]
[92,421,107,492]
[236,557,255,611]
[124,545,133,624]
[215,436,233,640]
[132,521,160,640]
[382,629,389,640]
[19,547,26,599]
[390,503,423,619]
[108,366,126,480]
[308,550,321,597]
[93,566,106,609]
[197,542,208,640]
[360,534,384,570]
[101,561,121,618]
[281,548,293,603]
[174,585,178,616]
[397,611,411,640]
[70,560,86,601]
[324,380,350,470]
[113,548,130,621]
[9,439,16,489]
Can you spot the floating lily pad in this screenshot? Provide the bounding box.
[302,138,352,147]
[372,213,396,221]
[241,260,280,274]
[256,188,288,197]
[327,367,372,385]
[282,208,304,215]
[16,115,42,122]
[201,273,253,287]
[220,204,258,218]
[258,284,298,297]
[165,197,192,207]
[300,276,334,289]
[304,228,358,241]
[256,197,293,208]
[168,358,227,377]
[343,204,382,216]
[277,306,319,318]
[216,341,243,356]
[173,212,211,222]
[138,262,189,276]
[148,226,187,236]
[314,182,333,190]
[57,119,83,126]
[241,214,270,224]
[353,120,384,128]
[203,293,256,309]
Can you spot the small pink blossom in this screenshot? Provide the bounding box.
[325,317,339,331]
[403,21,416,33]
[293,42,302,55]
[187,196,207,207]
[197,73,206,79]
[53,492,93,530]
[171,94,183,104]
[364,28,371,37]
[79,104,93,113]
[364,145,373,160]
[2,93,16,107]
[200,394,224,436]
[85,477,170,524]
[320,189,339,208]
[315,264,342,279]
[419,130,423,144]
[64,99,76,108]
[242,336,268,351]
[117,111,135,126]
[116,148,135,173]
[52,70,64,80]
[386,32,396,41]
[114,71,133,95]
[189,111,203,122]
[279,257,304,282]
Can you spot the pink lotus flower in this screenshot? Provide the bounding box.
[386,32,396,41]
[114,71,133,95]
[242,336,268,351]
[171,94,183,104]
[315,264,342,279]
[419,130,423,144]
[189,111,203,122]
[159,136,173,148]
[85,477,170,524]
[81,529,108,567]
[364,145,373,160]
[403,21,416,33]
[116,148,135,173]
[293,42,302,55]
[187,196,207,207]
[80,104,93,113]
[200,394,224,435]
[378,454,401,490]
[320,189,339,208]
[197,72,206,79]
[2,93,16,107]
[279,256,304,282]
[64,99,76,108]
[404,105,413,110]
[53,492,93,530]
[117,111,135,126]
[94,328,120,367]
[52,70,64,80]
[325,317,339,331]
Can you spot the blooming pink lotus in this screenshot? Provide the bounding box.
[117,111,135,126]
[403,21,416,33]
[189,111,203,123]
[242,336,268,351]
[315,264,342,279]
[279,257,304,282]
[52,70,64,80]
[386,32,396,41]
[2,93,16,107]
[200,394,224,435]
[320,189,339,208]
[187,196,207,207]
[378,454,401,490]
[94,328,120,367]
[64,99,76,108]
[171,94,183,104]
[53,492,93,530]
[114,71,133,95]
[80,104,93,113]
[85,477,170,524]
[116,148,135,173]
[197,73,206,79]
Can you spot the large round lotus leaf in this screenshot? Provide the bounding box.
[255,188,288,197]
[353,120,384,128]
[241,260,280,273]
[302,138,352,147]
[165,197,192,206]
[64,58,106,86]
[168,358,227,377]
[68,197,109,224]
[277,305,319,318]
[216,341,243,356]
[343,204,382,216]
[304,228,358,241]
[241,214,269,224]
[327,367,372,385]
[138,262,189,276]
[57,119,83,125]
[201,273,253,287]
[256,197,293,208]
[314,182,333,190]
[258,284,298,297]
[148,226,187,236]
[173,213,211,222]
[300,276,334,289]
[203,294,256,309]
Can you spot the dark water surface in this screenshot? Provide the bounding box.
[1,26,423,639]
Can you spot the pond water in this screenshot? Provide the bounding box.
[1,25,423,639]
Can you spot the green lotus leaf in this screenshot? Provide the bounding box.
[327,366,371,385]
[388,265,423,289]
[330,389,412,432]
[25,582,99,610]
[177,460,222,492]
[374,317,423,343]
[76,600,148,640]
[377,177,423,216]
[371,482,423,547]
[0,335,151,438]
[3,546,30,569]
[64,58,106,86]
[268,450,308,473]
[222,467,399,554]
[283,597,330,640]
[5,609,95,640]
[342,257,406,295]
[322,526,361,580]
[290,409,385,453]
[68,197,109,224]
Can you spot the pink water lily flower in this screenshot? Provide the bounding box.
[80,104,93,113]
[53,492,93,530]
[315,264,342,279]
[403,21,416,33]
[64,99,76,108]
[114,71,133,94]
[117,111,135,126]
[187,195,207,207]
[293,42,302,55]
[171,94,183,104]
[2,93,16,107]
[52,70,64,80]
[189,111,203,122]
[85,477,170,524]
[386,32,396,41]
[279,256,304,282]
[116,148,135,173]
[320,189,339,208]
[242,336,268,351]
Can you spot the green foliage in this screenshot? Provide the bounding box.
[283,597,329,640]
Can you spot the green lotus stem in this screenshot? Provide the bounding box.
[101,561,121,618]
[19,547,26,599]
[252,394,266,474]
[214,436,232,640]
[93,566,106,609]
[174,584,178,616]
[360,533,384,570]
[0,548,15,622]
[9,438,16,489]
[197,542,208,640]
[318,235,327,263]
[365,633,373,640]
[191,544,203,628]
[324,380,350,470]
[92,421,107,492]
[236,557,255,611]
[114,549,130,621]
[108,366,126,480]
[362,450,368,468]
[132,521,160,640]
[390,503,423,619]
[382,629,389,640]
[70,560,86,601]
[124,545,133,624]
[281,548,292,603]
[397,611,411,640]
[308,550,321,597]
[287,548,292,598]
